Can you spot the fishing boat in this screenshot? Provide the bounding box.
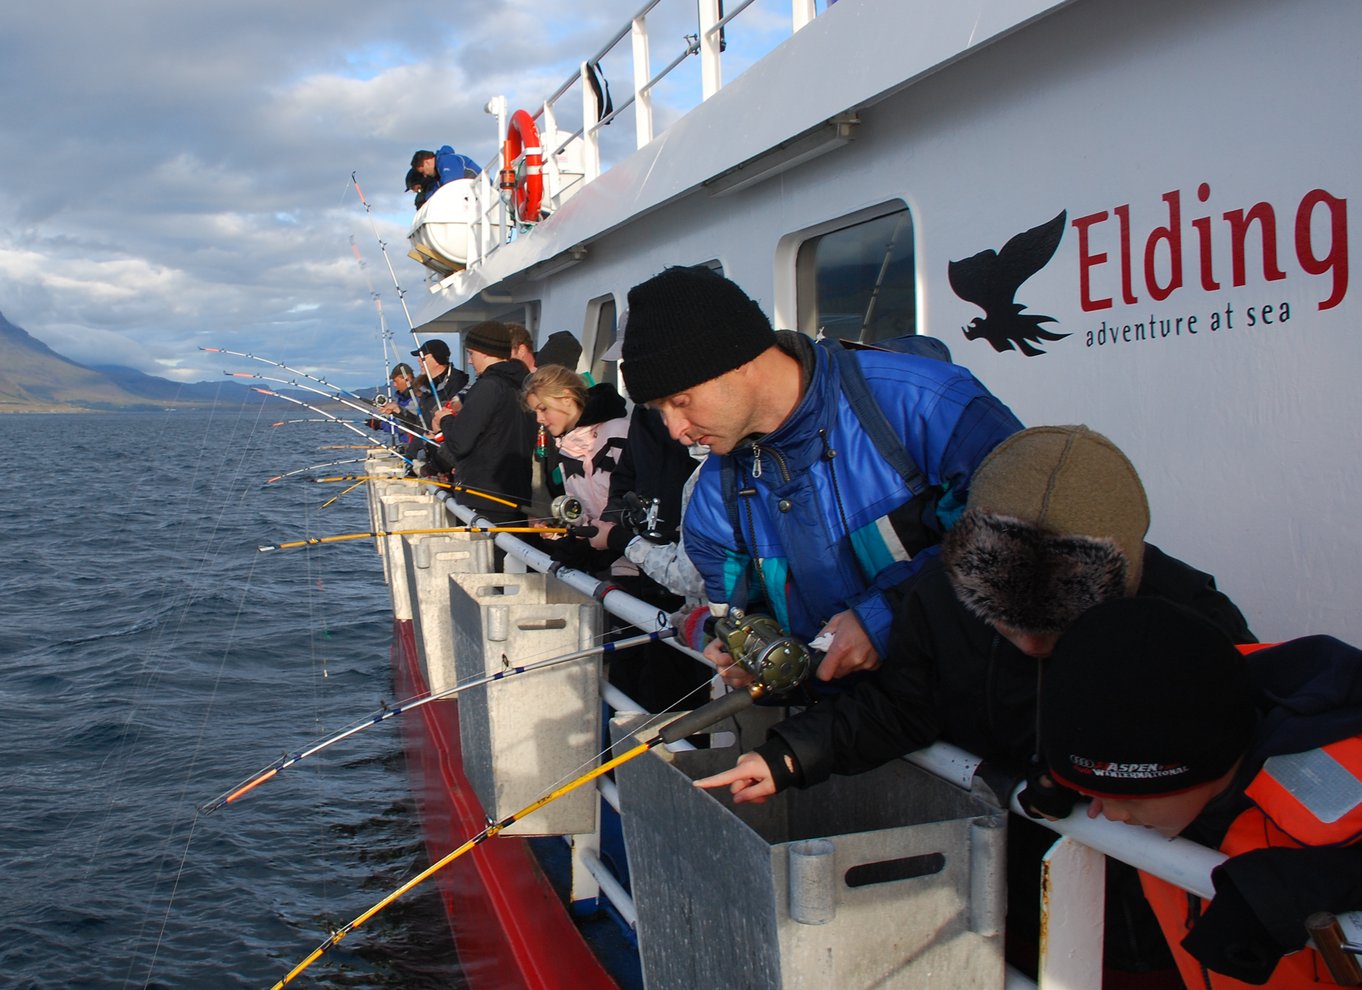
[352,0,1362,986]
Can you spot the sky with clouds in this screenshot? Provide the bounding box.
[0,0,725,388]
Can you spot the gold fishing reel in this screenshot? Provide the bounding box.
[713,609,814,694]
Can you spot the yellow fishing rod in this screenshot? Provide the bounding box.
[268,608,815,988]
[313,475,525,510]
[272,685,763,989]
[258,525,566,553]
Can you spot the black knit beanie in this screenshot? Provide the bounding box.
[464,320,514,359]
[620,266,776,404]
[1042,597,1255,798]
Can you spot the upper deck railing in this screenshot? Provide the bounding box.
[451,0,822,277]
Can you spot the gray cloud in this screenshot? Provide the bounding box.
[0,0,649,387]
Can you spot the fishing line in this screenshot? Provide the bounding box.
[351,171,444,415]
[271,668,729,988]
[349,234,397,387]
[200,628,676,814]
[116,393,290,985]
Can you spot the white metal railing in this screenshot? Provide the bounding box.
[448,0,825,278]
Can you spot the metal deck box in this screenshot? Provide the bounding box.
[449,572,602,836]
[612,714,1007,989]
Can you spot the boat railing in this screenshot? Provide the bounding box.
[433,494,1222,986]
[455,0,821,275]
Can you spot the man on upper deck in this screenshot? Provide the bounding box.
[620,265,1023,686]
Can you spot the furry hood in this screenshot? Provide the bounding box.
[943,425,1149,632]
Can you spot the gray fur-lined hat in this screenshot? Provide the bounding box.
[943,426,1150,634]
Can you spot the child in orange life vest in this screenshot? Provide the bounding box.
[1040,597,1362,988]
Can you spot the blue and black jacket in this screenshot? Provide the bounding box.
[683,331,1022,658]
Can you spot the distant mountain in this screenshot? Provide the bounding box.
[87,363,263,403]
[0,310,298,413]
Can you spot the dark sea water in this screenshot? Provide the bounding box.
[0,408,462,989]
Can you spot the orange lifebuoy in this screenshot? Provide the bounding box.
[499,109,544,223]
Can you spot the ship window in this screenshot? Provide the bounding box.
[796,207,915,345]
[587,295,618,387]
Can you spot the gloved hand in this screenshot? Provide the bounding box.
[1018,764,1079,820]
[1182,872,1280,984]
[669,605,717,654]
[621,492,669,543]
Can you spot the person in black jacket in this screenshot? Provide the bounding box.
[697,425,1255,981]
[430,322,534,525]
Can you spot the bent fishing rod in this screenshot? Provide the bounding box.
[251,389,412,467]
[229,371,429,448]
[265,458,371,485]
[203,345,394,421]
[199,629,675,815]
[351,172,444,413]
[269,608,815,988]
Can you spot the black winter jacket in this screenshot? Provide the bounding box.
[759,544,1255,789]
[435,358,534,519]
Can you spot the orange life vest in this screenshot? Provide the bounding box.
[1140,733,1362,988]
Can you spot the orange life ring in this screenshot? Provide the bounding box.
[499,109,544,223]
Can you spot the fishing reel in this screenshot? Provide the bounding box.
[550,495,584,525]
[713,609,814,694]
[621,492,666,543]
[371,392,390,408]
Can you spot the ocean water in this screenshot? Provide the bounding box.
[0,408,462,989]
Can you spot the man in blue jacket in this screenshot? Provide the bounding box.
[620,265,1022,684]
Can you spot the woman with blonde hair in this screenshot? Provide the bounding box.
[522,365,634,576]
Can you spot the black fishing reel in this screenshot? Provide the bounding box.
[372,392,390,408]
[621,492,666,543]
[550,495,584,525]
[713,609,814,694]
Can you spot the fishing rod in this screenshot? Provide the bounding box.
[251,388,412,466]
[269,608,815,988]
[202,345,390,417]
[271,419,366,429]
[349,234,397,387]
[199,629,675,815]
[228,371,428,448]
[265,458,371,485]
[312,475,538,516]
[257,524,561,553]
[319,478,368,509]
[351,172,444,416]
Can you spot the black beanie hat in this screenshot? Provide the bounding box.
[536,330,583,370]
[463,320,514,359]
[620,266,776,404]
[1042,597,1256,799]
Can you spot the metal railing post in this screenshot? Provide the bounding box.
[579,66,602,182]
[698,0,722,99]
[631,15,654,148]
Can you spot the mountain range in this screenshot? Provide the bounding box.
[0,310,343,413]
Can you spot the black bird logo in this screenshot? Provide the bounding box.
[949,210,1068,357]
